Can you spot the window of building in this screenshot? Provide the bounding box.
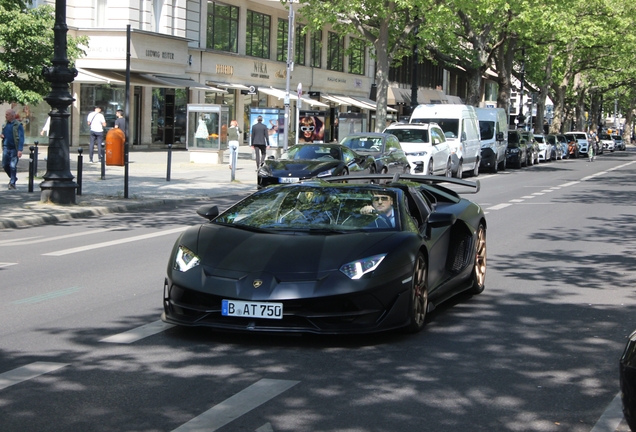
[348,37,365,75]
[310,30,322,68]
[485,81,498,102]
[206,1,239,53]
[327,32,344,72]
[276,20,306,66]
[151,88,188,144]
[246,10,271,59]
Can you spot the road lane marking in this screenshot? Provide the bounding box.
[559,181,580,187]
[0,228,117,247]
[509,199,524,203]
[12,287,82,304]
[0,262,18,268]
[0,362,69,391]
[100,320,175,344]
[43,227,187,256]
[172,379,299,432]
[531,192,545,195]
[520,195,536,199]
[486,203,511,210]
[590,392,623,432]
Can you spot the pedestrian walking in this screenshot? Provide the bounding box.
[227,119,241,171]
[114,109,126,138]
[251,115,269,169]
[1,109,25,190]
[87,106,106,163]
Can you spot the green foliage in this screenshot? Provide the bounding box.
[0,4,87,105]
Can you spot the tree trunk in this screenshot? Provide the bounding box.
[372,21,390,132]
[495,37,516,121]
[465,67,483,107]
[535,49,553,134]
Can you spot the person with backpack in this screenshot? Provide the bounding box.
[1,109,25,190]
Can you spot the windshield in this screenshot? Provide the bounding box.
[412,118,459,138]
[508,132,521,145]
[387,128,429,143]
[600,134,612,140]
[284,145,340,160]
[479,121,495,140]
[340,136,383,152]
[534,135,544,143]
[215,185,401,231]
[567,133,587,140]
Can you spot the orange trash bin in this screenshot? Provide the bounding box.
[105,128,125,166]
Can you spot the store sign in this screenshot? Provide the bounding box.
[216,65,234,75]
[145,50,175,60]
[251,61,270,79]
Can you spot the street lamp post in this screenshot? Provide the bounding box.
[283,0,295,152]
[40,0,78,204]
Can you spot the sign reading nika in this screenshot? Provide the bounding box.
[145,49,175,60]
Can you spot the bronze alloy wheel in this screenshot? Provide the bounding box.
[468,224,487,294]
[403,252,428,333]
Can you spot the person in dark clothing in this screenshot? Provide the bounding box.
[251,115,270,169]
[1,109,25,190]
[114,109,126,138]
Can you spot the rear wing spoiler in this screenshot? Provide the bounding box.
[321,173,481,193]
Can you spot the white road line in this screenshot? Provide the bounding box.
[531,192,545,196]
[509,199,524,203]
[43,226,187,256]
[486,203,512,210]
[0,362,69,391]
[172,379,299,432]
[12,287,82,304]
[0,228,117,247]
[559,181,580,187]
[541,189,554,193]
[521,195,536,199]
[590,392,624,432]
[0,262,18,268]
[100,320,175,344]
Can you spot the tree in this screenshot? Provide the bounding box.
[297,0,431,131]
[0,3,86,105]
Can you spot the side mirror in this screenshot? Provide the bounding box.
[427,212,457,228]
[496,132,504,142]
[461,132,467,142]
[196,204,219,221]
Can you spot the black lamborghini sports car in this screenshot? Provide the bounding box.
[257,143,375,188]
[162,174,487,334]
[620,329,636,431]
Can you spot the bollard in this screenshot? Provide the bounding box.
[100,142,105,180]
[166,143,172,181]
[33,141,39,177]
[77,148,83,196]
[28,146,34,193]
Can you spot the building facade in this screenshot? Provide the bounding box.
[18,0,470,152]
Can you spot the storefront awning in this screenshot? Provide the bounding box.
[75,69,226,92]
[258,86,329,107]
[149,75,226,92]
[386,87,449,105]
[210,82,251,90]
[322,94,397,112]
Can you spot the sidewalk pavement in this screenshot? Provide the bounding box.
[0,144,267,229]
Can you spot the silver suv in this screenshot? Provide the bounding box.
[383,122,452,176]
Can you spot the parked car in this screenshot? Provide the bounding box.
[565,135,580,158]
[534,133,552,162]
[383,122,452,176]
[556,134,570,159]
[612,134,626,151]
[162,174,487,334]
[257,143,376,188]
[409,104,481,178]
[339,132,411,174]
[476,107,508,173]
[506,130,528,168]
[620,329,636,431]
[565,131,589,156]
[599,133,615,152]
[519,131,540,165]
[546,134,563,160]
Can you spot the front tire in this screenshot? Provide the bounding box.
[445,159,452,177]
[427,160,434,176]
[403,253,428,333]
[467,224,487,295]
[454,160,463,179]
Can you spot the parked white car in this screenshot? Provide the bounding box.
[384,122,452,176]
[534,134,552,162]
[599,133,615,152]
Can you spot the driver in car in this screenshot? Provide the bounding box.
[360,192,396,227]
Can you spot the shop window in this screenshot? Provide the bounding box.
[151,88,188,144]
[310,30,322,68]
[246,10,271,59]
[206,1,239,53]
[276,19,306,66]
[327,32,344,72]
[349,37,365,75]
[80,84,125,134]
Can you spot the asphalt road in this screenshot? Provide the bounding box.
[1,150,635,432]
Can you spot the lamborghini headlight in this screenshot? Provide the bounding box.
[173,245,201,272]
[340,254,386,280]
[317,168,336,177]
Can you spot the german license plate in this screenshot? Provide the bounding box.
[221,300,283,319]
[279,177,299,183]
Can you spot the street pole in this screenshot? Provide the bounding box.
[40,0,78,204]
[124,24,131,199]
[283,0,295,151]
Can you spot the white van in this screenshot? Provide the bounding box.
[475,107,508,173]
[409,104,481,178]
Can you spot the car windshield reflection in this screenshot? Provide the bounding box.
[215,185,400,232]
